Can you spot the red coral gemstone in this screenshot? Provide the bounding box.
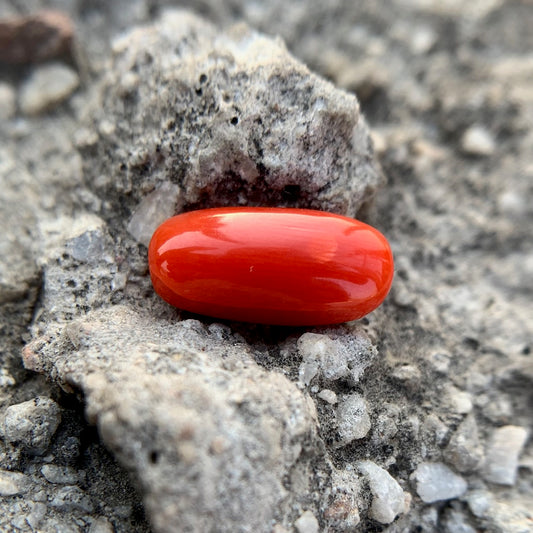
[148,207,394,325]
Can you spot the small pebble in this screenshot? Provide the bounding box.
[336,394,371,445]
[26,502,47,530]
[294,510,319,533]
[317,389,337,404]
[428,351,451,374]
[460,125,495,156]
[0,469,30,496]
[19,62,79,115]
[444,414,484,473]
[41,464,79,484]
[409,26,437,54]
[446,386,473,414]
[357,460,407,524]
[391,364,421,385]
[297,332,376,386]
[483,425,529,485]
[411,462,467,503]
[50,485,94,513]
[1,397,61,454]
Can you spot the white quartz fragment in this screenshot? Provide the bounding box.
[483,425,529,485]
[127,182,180,246]
[336,394,371,445]
[357,460,407,524]
[294,510,319,533]
[412,462,467,503]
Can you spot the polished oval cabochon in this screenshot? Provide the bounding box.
[148,207,394,325]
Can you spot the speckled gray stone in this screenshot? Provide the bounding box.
[1,397,61,455]
[24,306,323,533]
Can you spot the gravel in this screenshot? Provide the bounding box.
[1,0,532,531]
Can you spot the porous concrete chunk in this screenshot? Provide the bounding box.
[297,331,376,386]
[1,397,61,454]
[19,62,79,115]
[294,510,319,533]
[411,462,467,503]
[444,414,484,473]
[336,393,371,445]
[483,425,529,485]
[24,306,323,533]
[356,460,407,524]
[0,469,31,496]
[83,10,382,228]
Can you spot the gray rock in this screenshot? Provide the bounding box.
[50,485,94,513]
[19,62,79,115]
[24,306,324,533]
[297,330,376,386]
[335,393,371,445]
[356,460,407,524]
[82,10,382,232]
[317,389,338,404]
[1,397,61,454]
[41,464,79,484]
[483,425,529,485]
[411,462,467,503]
[444,414,484,473]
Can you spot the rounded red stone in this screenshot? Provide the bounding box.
[148,207,394,325]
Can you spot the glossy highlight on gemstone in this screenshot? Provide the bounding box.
[148,207,394,326]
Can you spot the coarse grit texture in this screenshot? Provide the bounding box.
[1,1,532,533]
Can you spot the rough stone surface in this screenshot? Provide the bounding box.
[80,11,382,233]
[1,1,532,532]
[24,306,323,533]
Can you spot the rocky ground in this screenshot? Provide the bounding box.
[0,1,532,532]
